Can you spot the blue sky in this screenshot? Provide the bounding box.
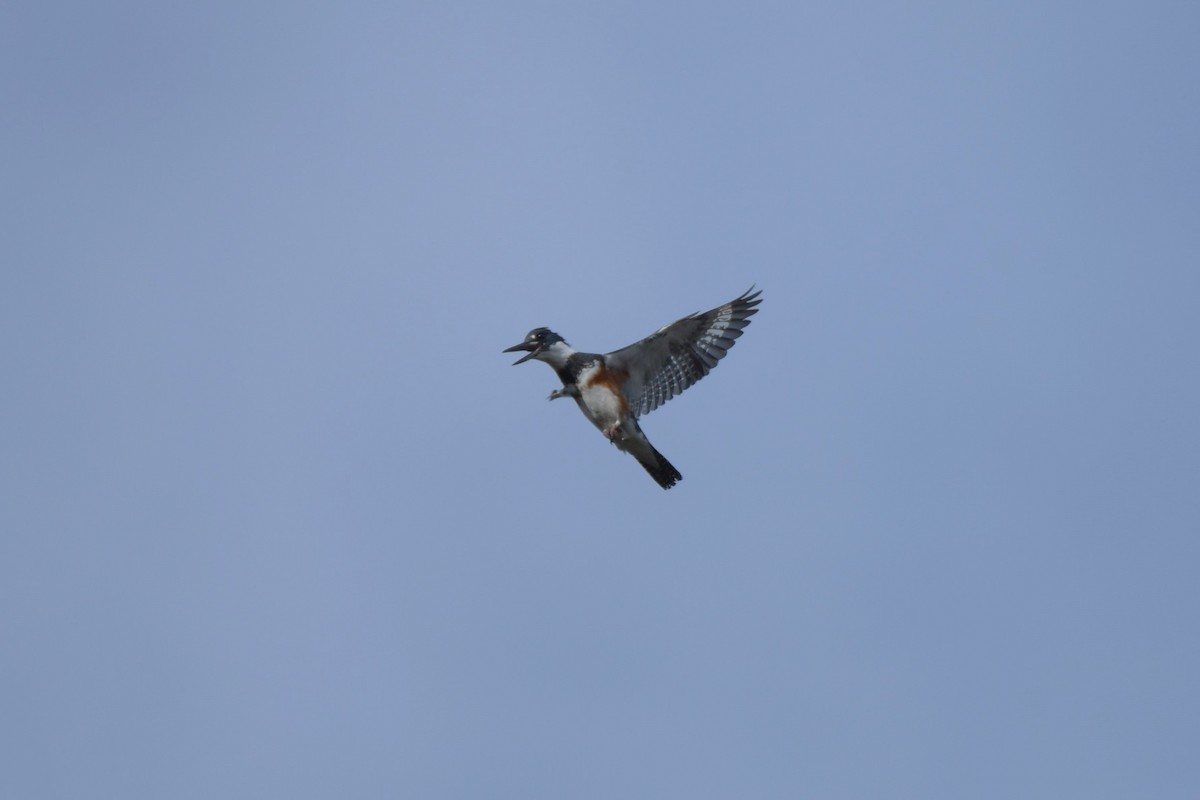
[3,1,1198,797]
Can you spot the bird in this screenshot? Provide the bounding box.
[503,287,762,489]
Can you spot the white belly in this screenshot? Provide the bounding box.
[574,362,626,434]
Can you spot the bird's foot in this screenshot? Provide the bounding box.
[548,386,578,401]
[603,421,623,442]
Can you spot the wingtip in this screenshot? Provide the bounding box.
[736,285,763,312]
[739,284,762,301]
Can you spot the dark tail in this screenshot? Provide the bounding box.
[636,444,682,490]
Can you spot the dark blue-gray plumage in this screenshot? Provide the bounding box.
[504,287,761,488]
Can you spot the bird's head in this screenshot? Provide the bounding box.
[503,327,566,365]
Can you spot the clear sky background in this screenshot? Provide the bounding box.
[3,2,1198,798]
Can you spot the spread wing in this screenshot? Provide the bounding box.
[606,287,762,418]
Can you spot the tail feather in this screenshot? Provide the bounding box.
[613,419,682,490]
[635,444,682,490]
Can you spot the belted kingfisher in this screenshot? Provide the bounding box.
[503,287,762,489]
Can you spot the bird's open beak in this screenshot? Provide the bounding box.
[503,341,540,365]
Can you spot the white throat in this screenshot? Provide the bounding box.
[535,340,576,369]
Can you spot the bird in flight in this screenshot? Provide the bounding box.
[503,287,762,489]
